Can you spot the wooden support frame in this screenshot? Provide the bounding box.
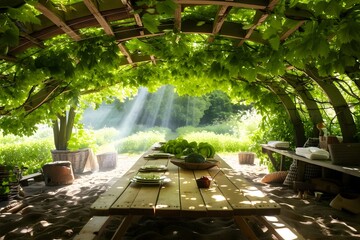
[281,74,324,137]
[208,5,232,42]
[267,84,306,147]
[35,0,81,41]
[238,0,279,46]
[84,0,136,65]
[304,67,358,143]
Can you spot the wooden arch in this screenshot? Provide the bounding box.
[266,83,306,147]
[304,67,357,143]
[281,74,324,137]
[1,0,359,143]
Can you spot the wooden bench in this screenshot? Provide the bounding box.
[73,216,110,240]
[256,215,304,240]
[261,144,360,182]
[19,172,44,186]
[75,214,304,240]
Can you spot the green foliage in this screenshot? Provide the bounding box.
[181,131,251,153]
[67,128,98,151]
[92,127,121,146]
[177,124,233,136]
[115,130,166,153]
[0,138,54,175]
[0,0,360,163]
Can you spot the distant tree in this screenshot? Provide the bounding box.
[200,91,252,125]
[169,95,210,129]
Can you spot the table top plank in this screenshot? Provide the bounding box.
[155,163,181,216]
[178,168,207,217]
[130,184,162,215]
[102,152,156,215]
[221,167,281,215]
[90,158,143,215]
[208,168,256,214]
[193,169,233,217]
[109,183,142,215]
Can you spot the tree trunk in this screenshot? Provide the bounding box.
[52,107,76,150]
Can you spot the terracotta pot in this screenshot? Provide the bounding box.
[42,161,74,186]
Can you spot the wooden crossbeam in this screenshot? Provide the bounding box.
[35,0,81,41]
[83,0,114,36]
[176,0,267,10]
[121,0,156,64]
[174,4,182,32]
[20,32,44,48]
[280,20,305,41]
[122,0,144,31]
[208,5,232,42]
[0,55,17,62]
[84,0,135,65]
[238,0,279,46]
[118,43,134,64]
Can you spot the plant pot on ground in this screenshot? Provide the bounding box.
[51,107,96,174]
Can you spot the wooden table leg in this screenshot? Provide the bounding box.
[280,155,285,171]
[295,160,305,182]
[262,149,280,171]
[111,215,138,240]
[233,216,259,240]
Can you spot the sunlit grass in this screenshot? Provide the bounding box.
[0,112,261,174]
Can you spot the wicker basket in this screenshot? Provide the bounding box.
[51,149,90,174]
[0,165,21,201]
[238,152,255,165]
[97,152,117,171]
[328,143,360,166]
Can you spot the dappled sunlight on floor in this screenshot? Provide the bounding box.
[1,153,360,239]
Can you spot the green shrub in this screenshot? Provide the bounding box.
[176,126,198,136]
[181,131,251,153]
[115,130,166,153]
[93,127,120,146]
[68,128,98,151]
[201,123,233,135]
[0,138,54,175]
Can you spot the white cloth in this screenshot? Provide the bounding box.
[267,141,290,149]
[83,148,99,172]
[295,147,329,160]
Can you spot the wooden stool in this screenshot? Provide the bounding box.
[96,152,117,171]
[42,161,75,186]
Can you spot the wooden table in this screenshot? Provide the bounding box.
[89,145,282,239]
[261,144,360,181]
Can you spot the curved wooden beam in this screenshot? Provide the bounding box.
[256,75,307,146]
[282,74,323,137]
[304,67,358,143]
[267,84,307,147]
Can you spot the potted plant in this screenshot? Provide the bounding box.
[50,106,96,174]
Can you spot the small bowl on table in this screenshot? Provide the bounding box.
[196,176,212,188]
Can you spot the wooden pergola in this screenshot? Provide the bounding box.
[0,0,359,146]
